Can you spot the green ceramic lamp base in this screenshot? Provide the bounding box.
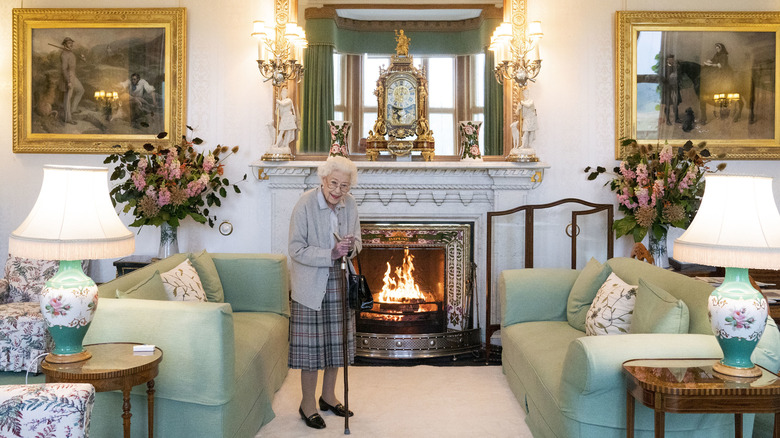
[708,267,768,378]
[41,260,99,363]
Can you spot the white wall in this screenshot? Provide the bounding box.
[2,0,780,282]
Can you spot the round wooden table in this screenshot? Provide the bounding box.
[42,342,163,438]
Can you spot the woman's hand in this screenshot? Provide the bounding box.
[331,234,355,260]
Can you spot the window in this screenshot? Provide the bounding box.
[333,53,485,156]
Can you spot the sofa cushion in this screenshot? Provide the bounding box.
[585,272,637,335]
[3,256,59,303]
[160,259,208,302]
[630,278,690,334]
[606,258,714,335]
[188,250,225,303]
[567,258,612,331]
[213,256,290,315]
[116,270,168,301]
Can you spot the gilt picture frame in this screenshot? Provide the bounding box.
[615,11,780,159]
[12,8,186,154]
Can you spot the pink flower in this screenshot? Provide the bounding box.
[636,187,651,207]
[330,125,338,135]
[470,145,481,157]
[659,145,673,164]
[463,125,474,135]
[203,154,216,173]
[157,187,171,207]
[619,161,636,181]
[330,144,341,154]
[635,163,649,186]
[131,171,146,190]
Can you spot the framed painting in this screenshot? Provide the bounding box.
[616,11,780,159]
[12,8,186,154]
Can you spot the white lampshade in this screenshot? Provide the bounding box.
[9,165,135,261]
[673,174,780,269]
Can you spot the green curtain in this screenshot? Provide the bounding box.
[483,48,503,156]
[300,43,334,153]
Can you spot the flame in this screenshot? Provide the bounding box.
[377,248,428,303]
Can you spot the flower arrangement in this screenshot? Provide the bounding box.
[104,127,246,228]
[584,139,725,243]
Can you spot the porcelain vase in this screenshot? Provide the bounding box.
[328,120,351,158]
[647,228,668,269]
[158,222,179,259]
[458,121,483,161]
[708,267,768,377]
[40,260,98,362]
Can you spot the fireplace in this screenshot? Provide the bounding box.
[354,222,479,359]
[250,160,549,354]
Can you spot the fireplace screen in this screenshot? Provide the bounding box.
[355,222,480,359]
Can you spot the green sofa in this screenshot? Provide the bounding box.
[2,252,291,438]
[500,257,780,438]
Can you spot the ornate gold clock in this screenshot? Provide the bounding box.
[366,30,435,161]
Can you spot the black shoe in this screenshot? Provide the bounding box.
[319,397,354,417]
[299,407,326,429]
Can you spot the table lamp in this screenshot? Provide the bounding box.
[674,174,780,377]
[9,165,134,363]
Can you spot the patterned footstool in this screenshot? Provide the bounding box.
[0,383,95,438]
[0,302,51,373]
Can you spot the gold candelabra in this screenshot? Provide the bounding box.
[489,21,543,87]
[94,90,118,121]
[252,21,307,87]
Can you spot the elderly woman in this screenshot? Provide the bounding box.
[288,155,361,429]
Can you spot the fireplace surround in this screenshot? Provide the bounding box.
[251,160,549,353]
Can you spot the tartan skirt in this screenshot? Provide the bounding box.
[288,261,356,371]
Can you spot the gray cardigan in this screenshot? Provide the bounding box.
[288,187,362,310]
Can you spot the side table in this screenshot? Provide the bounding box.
[113,255,155,277]
[42,342,163,438]
[623,358,780,438]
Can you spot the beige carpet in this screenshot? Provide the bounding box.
[255,365,533,437]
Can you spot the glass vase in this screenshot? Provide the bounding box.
[158,222,179,259]
[327,120,351,158]
[647,228,668,269]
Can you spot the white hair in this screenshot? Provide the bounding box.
[317,156,358,185]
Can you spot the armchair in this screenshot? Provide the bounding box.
[0,383,95,438]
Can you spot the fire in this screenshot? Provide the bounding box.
[377,248,429,303]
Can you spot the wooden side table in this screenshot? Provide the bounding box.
[113,255,155,277]
[42,342,163,438]
[623,358,780,438]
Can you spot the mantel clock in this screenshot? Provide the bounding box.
[366,30,435,161]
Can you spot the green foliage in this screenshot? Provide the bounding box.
[104,127,246,229]
[585,139,725,242]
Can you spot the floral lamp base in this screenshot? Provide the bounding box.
[41,260,98,364]
[709,267,768,378]
[328,120,351,158]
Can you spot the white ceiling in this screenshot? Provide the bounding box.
[335,9,483,21]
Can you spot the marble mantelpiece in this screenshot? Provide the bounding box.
[250,159,550,340]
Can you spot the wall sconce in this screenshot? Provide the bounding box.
[252,20,307,87]
[713,92,740,119]
[94,90,118,121]
[489,21,543,88]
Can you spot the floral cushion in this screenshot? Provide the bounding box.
[585,272,638,335]
[160,259,208,302]
[2,256,59,304]
[0,383,94,438]
[0,302,52,373]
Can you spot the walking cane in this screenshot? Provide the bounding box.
[340,255,351,435]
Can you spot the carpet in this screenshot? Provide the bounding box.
[255,365,533,437]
